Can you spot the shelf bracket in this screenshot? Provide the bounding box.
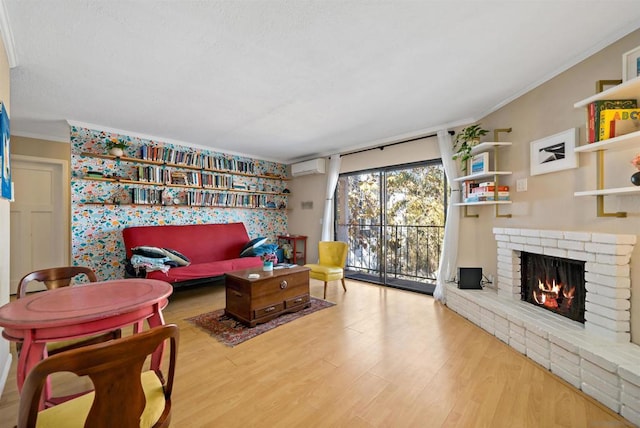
[463,206,478,218]
[494,128,512,218]
[596,150,626,217]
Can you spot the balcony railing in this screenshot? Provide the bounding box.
[336,223,444,284]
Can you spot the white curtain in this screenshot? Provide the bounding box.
[321,154,342,241]
[434,130,461,302]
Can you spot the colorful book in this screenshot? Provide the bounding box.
[599,108,640,140]
[471,185,509,193]
[470,152,489,174]
[468,191,509,198]
[589,100,637,142]
[464,195,510,202]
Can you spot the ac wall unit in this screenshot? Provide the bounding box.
[290,158,326,177]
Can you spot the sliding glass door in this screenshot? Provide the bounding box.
[335,160,446,293]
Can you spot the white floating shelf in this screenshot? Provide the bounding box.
[573,76,640,109]
[469,142,512,155]
[574,186,640,197]
[454,201,512,206]
[454,171,512,182]
[574,131,640,153]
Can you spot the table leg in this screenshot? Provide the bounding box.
[17,333,46,392]
[147,302,166,371]
[17,333,49,409]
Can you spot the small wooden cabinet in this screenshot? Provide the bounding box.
[224,266,310,327]
[277,235,307,265]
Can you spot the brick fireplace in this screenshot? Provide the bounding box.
[444,227,640,424]
[495,228,634,343]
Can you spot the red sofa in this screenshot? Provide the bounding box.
[122,222,262,285]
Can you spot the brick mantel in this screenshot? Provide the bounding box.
[494,227,636,342]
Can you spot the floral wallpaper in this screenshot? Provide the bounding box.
[70,125,289,280]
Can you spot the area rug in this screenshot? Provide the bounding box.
[186,297,335,347]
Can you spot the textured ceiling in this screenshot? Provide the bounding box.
[4,1,640,163]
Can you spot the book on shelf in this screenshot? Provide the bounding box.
[462,181,478,200]
[471,185,509,193]
[464,195,510,202]
[468,191,509,197]
[599,108,640,140]
[469,152,490,174]
[587,100,637,143]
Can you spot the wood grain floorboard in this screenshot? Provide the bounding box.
[0,279,633,427]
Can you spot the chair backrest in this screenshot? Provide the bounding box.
[18,324,179,428]
[17,266,98,298]
[318,241,348,268]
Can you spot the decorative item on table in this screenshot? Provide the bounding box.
[105,137,128,157]
[631,154,640,186]
[261,252,277,271]
[452,124,489,173]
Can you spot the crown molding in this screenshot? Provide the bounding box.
[11,130,69,143]
[0,0,17,68]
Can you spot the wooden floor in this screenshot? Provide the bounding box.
[0,279,633,427]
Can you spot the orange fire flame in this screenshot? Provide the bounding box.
[532,278,567,309]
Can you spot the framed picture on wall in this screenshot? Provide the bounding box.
[530,128,578,176]
[0,102,10,200]
[622,45,640,82]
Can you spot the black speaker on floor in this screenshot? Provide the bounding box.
[458,267,483,289]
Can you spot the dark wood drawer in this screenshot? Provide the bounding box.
[285,294,309,308]
[254,302,285,319]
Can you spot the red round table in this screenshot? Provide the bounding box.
[0,278,172,402]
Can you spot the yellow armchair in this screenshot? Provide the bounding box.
[305,241,348,299]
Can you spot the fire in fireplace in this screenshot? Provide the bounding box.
[520,252,586,323]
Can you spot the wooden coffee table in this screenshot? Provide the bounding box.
[224,265,310,327]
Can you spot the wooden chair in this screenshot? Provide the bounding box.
[305,241,349,299]
[17,324,179,428]
[16,267,122,356]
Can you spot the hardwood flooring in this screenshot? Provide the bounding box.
[0,279,633,427]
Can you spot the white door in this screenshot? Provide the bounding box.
[9,156,68,294]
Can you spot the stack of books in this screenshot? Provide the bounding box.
[586,99,637,143]
[463,181,510,203]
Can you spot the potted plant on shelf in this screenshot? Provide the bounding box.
[452,124,489,173]
[106,137,128,157]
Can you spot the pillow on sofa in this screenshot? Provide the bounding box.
[132,246,190,266]
[132,246,167,258]
[162,248,191,266]
[240,237,267,257]
[251,243,279,257]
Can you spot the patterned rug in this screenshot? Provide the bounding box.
[186,297,335,347]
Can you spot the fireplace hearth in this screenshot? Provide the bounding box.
[520,252,585,323]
